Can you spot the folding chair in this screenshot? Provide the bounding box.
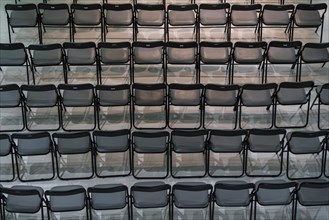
[203,84,239,129]
[166,41,199,83]
[259,4,294,41]
[245,128,286,177]
[253,180,297,220]
[103,3,134,41]
[132,83,167,129]
[285,130,327,180]
[11,132,55,182]
[264,41,302,83]
[274,81,314,128]
[168,83,203,129]
[132,131,170,179]
[231,41,267,84]
[132,41,165,83]
[310,83,329,130]
[92,130,131,178]
[95,84,131,130]
[290,3,327,42]
[199,41,232,84]
[172,182,212,220]
[134,3,166,41]
[198,3,230,42]
[0,43,31,84]
[166,4,198,41]
[88,184,130,220]
[1,185,44,220]
[0,84,25,132]
[98,42,131,85]
[239,83,277,129]
[70,3,103,42]
[295,181,329,220]
[27,44,66,84]
[207,129,247,178]
[213,181,254,220]
[0,134,15,182]
[170,130,208,178]
[228,4,262,41]
[58,83,96,131]
[131,181,171,220]
[21,84,61,131]
[5,4,41,44]
[52,132,94,180]
[45,185,89,220]
[62,42,99,84]
[298,42,329,82]
[38,3,71,43]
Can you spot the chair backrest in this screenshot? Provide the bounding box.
[167,4,198,26]
[133,83,167,106]
[52,132,92,154]
[38,3,70,25]
[169,83,203,106]
[95,84,130,106]
[247,128,286,152]
[0,84,22,107]
[103,3,133,25]
[92,129,130,153]
[171,130,208,153]
[300,42,329,63]
[28,43,64,66]
[166,41,198,64]
[134,3,166,26]
[63,42,97,65]
[133,41,164,64]
[286,130,327,154]
[11,132,52,156]
[70,3,102,25]
[98,42,131,64]
[199,41,232,64]
[208,129,246,153]
[58,83,94,107]
[132,131,169,153]
[204,84,239,106]
[0,134,13,157]
[0,43,28,66]
[199,3,230,25]
[240,83,277,106]
[297,181,329,206]
[233,41,267,64]
[21,84,58,107]
[5,4,39,27]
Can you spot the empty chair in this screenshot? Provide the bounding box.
[259,4,294,41]
[132,131,170,179]
[52,132,94,180]
[298,42,329,82]
[239,83,277,129]
[97,42,131,84]
[207,129,247,178]
[0,134,15,182]
[45,185,88,220]
[172,182,212,220]
[21,84,61,131]
[171,130,208,178]
[95,84,131,130]
[253,180,297,220]
[132,41,165,83]
[27,44,66,83]
[70,3,103,42]
[310,83,329,130]
[264,41,302,83]
[168,83,203,129]
[212,181,254,220]
[5,4,41,44]
[131,181,171,220]
[62,42,99,84]
[228,4,262,41]
[134,3,166,41]
[11,132,55,182]
[166,41,199,83]
[231,41,267,84]
[0,84,25,132]
[166,4,198,41]
[199,41,232,84]
[58,83,96,131]
[132,83,167,129]
[295,181,329,220]
[274,81,314,128]
[326,139,329,178]
[92,130,131,177]
[38,3,71,43]
[245,129,286,177]
[103,3,134,41]
[88,184,129,220]
[203,84,239,129]
[198,3,230,42]
[0,43,31,84]
[1,185,44,220]
[290,3,327,42]
[285,130,327,180]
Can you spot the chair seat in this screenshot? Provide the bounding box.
[137,10,164,26]
[267,47,297,63]
[231,11,258,26]
[294,10,322,26]
[132,181,168,208]
[241,90,272,106]
[234,48,263,64]
[286,132,322,154]
[262,10,290,25]
[215,180,251,207]
[200,47,230,64]
[302,48,329,63]
[169,11,195,26]
[106,11,132,25]
[90,184,127,210]
[277,88,307,104]
[200,9,227,25]
[6,185,43,213]
[49,185,85,212]
[10,10,38,26]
